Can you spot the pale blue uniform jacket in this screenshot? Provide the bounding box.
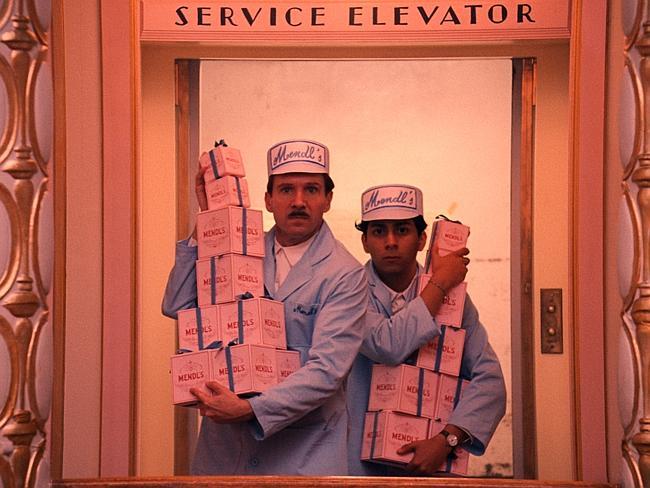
[162,222,367,475]
[347,262,506,476]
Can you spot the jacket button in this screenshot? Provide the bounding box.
[250,457,259,467]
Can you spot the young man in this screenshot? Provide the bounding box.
[348,184,506,476]
[162,139,367,475]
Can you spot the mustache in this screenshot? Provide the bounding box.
[288,210,310,218]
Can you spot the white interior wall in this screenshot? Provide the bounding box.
[198,58,513,475]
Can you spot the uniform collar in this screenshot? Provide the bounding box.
[366,261,423,317]
[274,233,317,267]
[264,221,335,300]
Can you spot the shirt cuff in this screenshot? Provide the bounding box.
[457,426,474,447]
[411,296,442,335]
[175,237,198,260]
[246,395,267,440]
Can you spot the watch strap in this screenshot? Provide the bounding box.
[440,429,459,448]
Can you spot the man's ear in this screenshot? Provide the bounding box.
[323,191,333,213]
[361,233,370,253]
[418,230,427,252]
[264,192,272,212]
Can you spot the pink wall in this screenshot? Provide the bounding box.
[570,1,608,481]
[99,0,137,476]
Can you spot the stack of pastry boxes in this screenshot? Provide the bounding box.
[170,142,301,406]
[361,218,471,474]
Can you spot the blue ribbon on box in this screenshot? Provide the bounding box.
[433,325,447,373]
[208,139,229,180]
[224,338,241,392]
[453,376,464,409]
[369,410,380,461]
[225,345,235,391]
[237,299,245,343]
[445,453,454,473]
[235,177,244,207]
[241,206,248,255]
[176,339,223,355]
[195,308,225,350]
[424,253,432,276]
[435,214,463,225]
[208,149,221,180]
[210,257,217,304]
[196,307,204,350]
[444,448,459,473]
[186,338,238,392]
[236,292,254,343]
[423,220,446,272]
[416,368,425,417]
[424,214,465,272]
[208,139,228,179]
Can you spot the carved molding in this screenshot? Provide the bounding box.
[0,0,52,487]
[621,1,650,486]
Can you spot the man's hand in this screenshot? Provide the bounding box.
[190,381,254,424]
[429,244,470,292]
[195,163,209,212]
[191,163,209,239]
[420,244,470,316]
[397,434,449,476]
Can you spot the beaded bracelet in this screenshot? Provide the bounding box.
[430,280,447,296]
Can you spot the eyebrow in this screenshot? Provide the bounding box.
[369,220,411,227]
[277,180,322,186]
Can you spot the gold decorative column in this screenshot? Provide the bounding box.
[0,0,52,487]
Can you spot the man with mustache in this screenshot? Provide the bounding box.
[162,139,367,475]
[348,183,506,476]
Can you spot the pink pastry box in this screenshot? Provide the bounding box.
[361,410,430,466]
[197,206,264,259]
[196,254,264,306]
[276,349,302,381]
[424,219,470,275]
[205,175,251,211]
[200,143,246,183]
[218,297,287,349]
[427,219,470,257]
[418,276,467,328]
[428,420,469,475]
[171,345,301,404]
[176,306,220,352]
[170,349,213,406]
[414,325,466,377]
[435,373,469,423]
[211,343,279,396]
[367,364,438,419]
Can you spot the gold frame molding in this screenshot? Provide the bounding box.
[0,0,54,486]
[619,1,650,487]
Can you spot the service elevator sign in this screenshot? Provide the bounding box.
[140,1,571,42]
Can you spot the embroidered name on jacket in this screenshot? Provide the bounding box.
[293,304,318,316]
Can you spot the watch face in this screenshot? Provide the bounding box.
[446,434,459,447]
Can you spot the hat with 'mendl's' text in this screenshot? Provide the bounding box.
[267,139,329,175]
[361,184,423,221]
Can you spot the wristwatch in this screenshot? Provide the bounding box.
[440,429,459,449]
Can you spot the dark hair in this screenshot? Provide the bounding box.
[266,174,335,194]
[355,215,428,236]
